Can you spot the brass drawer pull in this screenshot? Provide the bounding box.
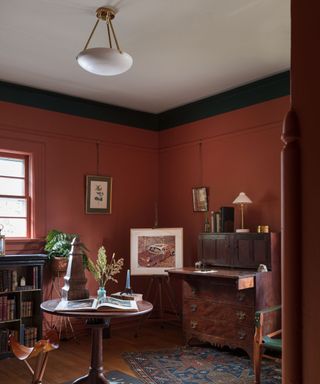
[237,292,246,302]
[190,304,197,312]
[190,320,198,329]
[236,311,246,320]
[191,288,197,295]
[238,330,247,340]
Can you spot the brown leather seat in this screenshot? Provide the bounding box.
[9,330,59,384]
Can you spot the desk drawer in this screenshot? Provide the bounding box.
[183,281,254,307]
[183,298,254,327]
[184,317,253,343]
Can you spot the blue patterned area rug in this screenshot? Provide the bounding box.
[123,347,281,384]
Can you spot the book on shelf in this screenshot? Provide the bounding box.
[111,292,143,301]
[55,296,139,312]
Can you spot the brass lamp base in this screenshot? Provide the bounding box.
[236,228,250,233]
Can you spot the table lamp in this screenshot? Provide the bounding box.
[232,192,252,233]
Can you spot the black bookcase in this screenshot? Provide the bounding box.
[0,254,47,359]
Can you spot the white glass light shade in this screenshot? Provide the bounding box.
[77,47,133,76]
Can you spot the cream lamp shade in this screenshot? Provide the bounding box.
[232,192,252,233]
[76,7,133,76]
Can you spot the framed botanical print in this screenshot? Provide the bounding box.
[86,175,112,214]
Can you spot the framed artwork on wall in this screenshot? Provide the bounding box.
[130,228,183,275]
[85,175,112,214]
[192,187,209,212]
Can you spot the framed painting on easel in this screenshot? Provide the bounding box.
[130,228,183,275]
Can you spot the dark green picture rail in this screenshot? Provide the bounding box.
[0,71,289,131]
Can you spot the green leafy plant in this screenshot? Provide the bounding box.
[44,229,88,265]
[87,246,124,287]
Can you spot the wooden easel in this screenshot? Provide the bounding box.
[145,274,180,325]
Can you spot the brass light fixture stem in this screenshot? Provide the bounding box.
[108,18,122,53]
[83,19,100,50]
[106,21,112,48]
[82,7,122,53]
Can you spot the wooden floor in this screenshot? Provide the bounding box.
[0,320,184,384]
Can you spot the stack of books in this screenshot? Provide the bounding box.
[0,296,16,321]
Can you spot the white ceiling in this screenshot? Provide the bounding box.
[0,0,290,114]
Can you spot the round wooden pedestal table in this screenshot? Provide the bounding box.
[41,299,153,384]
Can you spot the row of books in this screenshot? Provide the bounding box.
[0,267,39,293]
[23,326,38,347]
[0,296,16,321]
[0,328,18,353]
[21,301,33,318]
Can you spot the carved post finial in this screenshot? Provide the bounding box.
[61,237,89,301]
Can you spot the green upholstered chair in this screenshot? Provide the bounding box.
[253,305,282,384]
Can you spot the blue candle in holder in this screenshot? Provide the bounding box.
[126,269,131,289]
[121,269,133,295]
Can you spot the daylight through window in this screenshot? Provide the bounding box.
[0,153,30,237]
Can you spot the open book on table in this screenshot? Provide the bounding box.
[55,296,138,312]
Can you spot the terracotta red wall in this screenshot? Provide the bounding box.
[159,96,289,267]
[0,96,289,307]
[0,101,159,297]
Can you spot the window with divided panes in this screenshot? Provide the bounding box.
[0,153,30,237]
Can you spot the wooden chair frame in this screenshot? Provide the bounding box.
[253,305,282,384]
[9,330,59,384]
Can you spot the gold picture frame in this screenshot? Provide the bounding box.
[192,187,209,212]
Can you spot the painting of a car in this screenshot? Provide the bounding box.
[138,243,175,267]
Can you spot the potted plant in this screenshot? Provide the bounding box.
[44,229,88,275]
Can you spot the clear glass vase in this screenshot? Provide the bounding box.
[97,286,107,302]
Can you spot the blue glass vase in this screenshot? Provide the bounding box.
[97,286,107,302]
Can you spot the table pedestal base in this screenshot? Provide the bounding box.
[71,318,110,384]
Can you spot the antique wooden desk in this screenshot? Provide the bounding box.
[41,299,153,384]
[168,232,280,358]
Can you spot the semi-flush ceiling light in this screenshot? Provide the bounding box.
[77,7,133,76]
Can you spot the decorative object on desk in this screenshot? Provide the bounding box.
[130,228,183,275]
[61,238,89,301]
[121,269,133,295]
[0,224,5,256]
[210,211,215,232]
[87,246,124,298]
[214,211,221,232]
[45,229,88,275]
[257,225,270,233]
[257,264,268,272]
[123,346,281,384]
[86,175,112,214]
[203,212,211,233]
[192,187,208,212]
[232,192,252,233]
[220,206,235,232]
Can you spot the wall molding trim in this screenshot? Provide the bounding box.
[159,120,283,153]
[0,71,289,131]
